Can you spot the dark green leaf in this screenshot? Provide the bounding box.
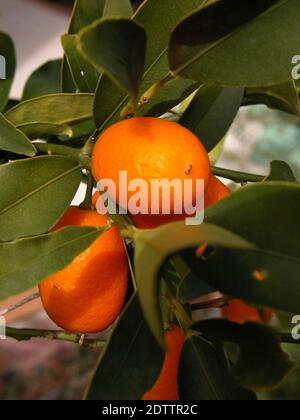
[169,0,300,87]
[5,94,94,138]
[62,35,100,93]
[184,245,300,315]
[205,182,300,258]
[85,294,164,400]
[134,223,253,346]
[22,60,62,101]
[141,78,199,117]
[18,123,74,140]
[0,113,36,156]
[0,32,16,111]
[264,160,298,182]
[93,0,206,128]
[78,19,146,99]
[178,334,256,400]
[180,85,244,152]
[0,156,81,242]
[244,80,300,116]
[0,226,104,300]
[194,320,295,390]
[103,0,132,17]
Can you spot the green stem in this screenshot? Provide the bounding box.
[80,171,94,210]
[212,166,265,183]
[5,326,105,350]
[35,143,91,169]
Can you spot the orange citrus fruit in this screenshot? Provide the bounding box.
[222,299,272,324]
[92,117,211,227]
[39,207,128,334]
[142,326,185,400]
[205,175,230,207]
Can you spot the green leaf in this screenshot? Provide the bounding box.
[62,35,100,93]
[134,223,253,346]
[93,0,207,129]
[205,182,300,257]
[264,160,298,182]
[0,226,104,300]
[5,94,94,137]
[0,32,16,111]
[0,156,82,242]
[68,0,106,34]
[17,123,74,140]
[180,85,244,152]
[183,245,300,315]
[244,80,300,116]
[169,0,300,87]
[85,294,164,400]
[194,320,295,391]
[178,334,256,400]
[78,18,146,100]
[103,0,132,17]
[22,60,62,101]
[0,113,36,156]
[141,78,199,117]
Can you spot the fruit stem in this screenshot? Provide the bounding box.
[35,142,91,169]
[80,171,94,210]
[5,326,106,349]
[212,166,265,183]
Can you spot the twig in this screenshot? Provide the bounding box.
[0,292,39,316]
[212,166,265,183]
[191,297,229,311]
[5,326,106,350]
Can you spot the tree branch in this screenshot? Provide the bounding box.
[5,327,106,350]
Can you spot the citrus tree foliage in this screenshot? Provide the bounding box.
[1,0,300,400]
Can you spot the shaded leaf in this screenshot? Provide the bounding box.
[180,85,243,152]
[0,32,16,111]
[85,294,164,400]
[134,223,253,346]
[18,123,74,140]
[78,19,146,100]
[169,0,300,87]
[0,156,82,242]
[22,60,62,101]
[244,80,300,116]
[178,334,256,400]
[264,160,298,182]
[141,78,199,117]
[0,113,36,156]
[0,226,104,300]
[194,320,295,391]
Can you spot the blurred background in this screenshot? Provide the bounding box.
[0,0,300,400]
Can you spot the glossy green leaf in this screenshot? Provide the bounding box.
[205,182,300,258]
[244,80,300,116]
[169,0,300,87]
[62,35,100,93]
[68,0,106,34]
[134,223,253,346]
[264,160,298,182]
[78,19,146,100]
[5,94,94,137]
[0,226,104,300]
[178,334,256,400]
[141,78,199,117]
[0,32,16,111]
[93,0,206,128]
[85,294,164,400]
[180,85,244,152]
[18,123,74,140]
[22,60,62,101]
[194,320,295,391]
[0,113,36,156]
[0,156,82,242]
